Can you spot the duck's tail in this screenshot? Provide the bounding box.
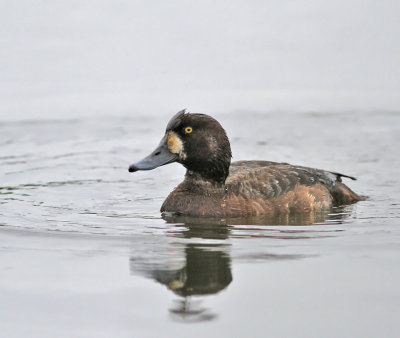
[329,171,357,181]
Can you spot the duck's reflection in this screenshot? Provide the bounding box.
[129,219,232,322]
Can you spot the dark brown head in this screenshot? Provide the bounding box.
[129,110,232,183]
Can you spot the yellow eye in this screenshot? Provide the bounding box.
[184,127,193,134]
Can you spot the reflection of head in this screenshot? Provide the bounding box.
[160,244,232,297]
[131,244,232,297]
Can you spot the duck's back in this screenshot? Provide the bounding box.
[224,160,362,217]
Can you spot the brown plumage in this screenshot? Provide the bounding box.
[129,110,364,217]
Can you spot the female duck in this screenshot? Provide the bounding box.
[129,110,363,217]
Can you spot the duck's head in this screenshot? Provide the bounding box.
[129,110,232,184]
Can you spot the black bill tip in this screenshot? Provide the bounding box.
[128,164,139,172]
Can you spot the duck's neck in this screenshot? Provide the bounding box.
[184,158,230,185]
[184,170,226,191]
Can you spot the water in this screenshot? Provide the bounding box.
[1,111,400,337]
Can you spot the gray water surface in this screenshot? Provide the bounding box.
[1,111,400,337]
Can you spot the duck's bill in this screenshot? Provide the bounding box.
[128,136,178,172]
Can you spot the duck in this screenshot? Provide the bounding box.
[128,110,364,217]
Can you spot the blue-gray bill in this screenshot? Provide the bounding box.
[128,135,178,172]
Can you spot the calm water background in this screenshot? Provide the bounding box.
[1,111,400,337]
[1,1,400,337]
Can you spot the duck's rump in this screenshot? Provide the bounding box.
[224,160,362,216]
